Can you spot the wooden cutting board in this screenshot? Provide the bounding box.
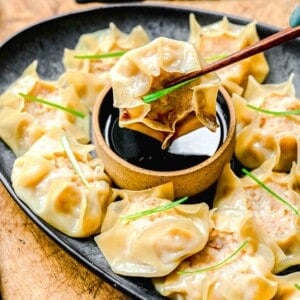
[0,0,298,299]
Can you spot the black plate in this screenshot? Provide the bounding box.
[0,4,299,299]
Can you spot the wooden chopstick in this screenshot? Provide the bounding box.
[165,26,300,87]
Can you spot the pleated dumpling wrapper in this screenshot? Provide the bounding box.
[233,75,300,172]
[109,36,220,149]
[11,129,113,237]
[272,272,300,299]
[95,182,210,277]
[62,23,150,112]
[0,61,89,157]
[213,158,300,273]
[63,22,150,74]
[189,14,269,95]
[154,208,279,300]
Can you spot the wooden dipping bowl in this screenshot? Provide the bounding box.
[92,85,236,198]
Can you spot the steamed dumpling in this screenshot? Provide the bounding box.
[154,208,278,299]
[63,22,150,74]
[233,75,300,172]
[109,36,220,149]
[11,129,112,237]
[213,159,300,272]
[273,272,300,299]
[189,15,269,95]
[62,23,150,111]
[95,183,210,277]
[0,61,89,156]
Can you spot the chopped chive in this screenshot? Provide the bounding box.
[295,283,300,290]
[247,104,300,116]
[242,168,300,216]
[205,53,228,62]
[60,135,90,189]
[19,93,85,119]
[142,78,196,104]
[178,240,248,275]
[142,53,227,104]
[74,51,127,59]
[121,196,189,222]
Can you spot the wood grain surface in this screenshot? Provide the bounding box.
[0,0,298,299]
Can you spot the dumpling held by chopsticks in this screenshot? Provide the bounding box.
[109,37,221,149]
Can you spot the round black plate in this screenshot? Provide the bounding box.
[0,4,299,299]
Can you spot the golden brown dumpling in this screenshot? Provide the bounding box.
[109,36,220,149]
[11,129,112,237]
[154,208,278,300]
[95,183,210,277]
[233,75,300,172]
[213,159,300,272]
[0,61,89,156]
[189,14,269,95]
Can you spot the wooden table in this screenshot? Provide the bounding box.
[0,0,298,299]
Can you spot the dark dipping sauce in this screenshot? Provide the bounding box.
[99,89,230,171]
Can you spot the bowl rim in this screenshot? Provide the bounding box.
[92,84,236,176]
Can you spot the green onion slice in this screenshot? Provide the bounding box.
[205,53,228,62]
[121,196,189,223]
[74,51,127,59]
[142,78,196,104]
[295,283,300,290]
[178,240,248,275]
[19,93,85,119]
[142,53,228,103]
[60,135,90,189]
[247,104,300,116]
[242,168,299,216]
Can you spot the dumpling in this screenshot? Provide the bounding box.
[62,23,150,111]
[95,183,210,277]
[63,22,150,74]
[153,208,278,300]
[11,129,112,237]
[272,272,300,299]
[213,159,300,272]
[58,70,109,112]
[233,75,300,172]
[0,61,89,156]
[189,14,269,95]
[109,36,220,149]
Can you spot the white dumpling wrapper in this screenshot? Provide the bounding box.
[234,75,300,172]
[11,129,113,237]
[109,36,220,149]
[189,14,269,95]
[153,208,279,300]
[0,61,90,156]
[95,183,210,277]
[214,159,300,272]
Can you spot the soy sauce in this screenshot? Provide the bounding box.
[99,89,230,171]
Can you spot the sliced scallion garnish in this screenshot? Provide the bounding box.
[205,53,228,62]
[247,104,300,116]
[242,168,299,216]
[74,51,127,59]
[60,135,90,189]
[142,78,196,104]
[295,283,300,290]
[178,240,248,275]
[121,196,189,223]
[142,53,228,103]
[19,93,85,119]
